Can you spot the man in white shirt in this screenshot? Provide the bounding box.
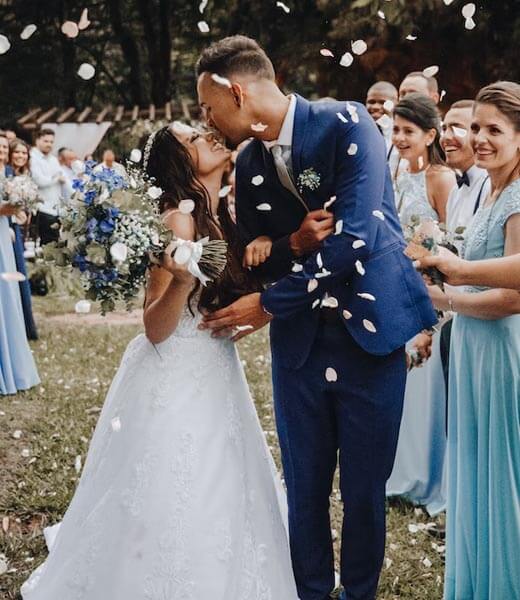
[439,99,490,397]
[94,149,127,178]
[30,128,69,245]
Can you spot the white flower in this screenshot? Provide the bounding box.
[110,242,128,263]
[147,186,163,200]
[129,149,142,163]
[325,367,338,382]
[74,300,91,314]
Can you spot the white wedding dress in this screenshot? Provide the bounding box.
[22,303,299,600]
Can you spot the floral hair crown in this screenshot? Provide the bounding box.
[143,130,158,171]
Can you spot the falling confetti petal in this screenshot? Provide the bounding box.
[335,220,343,235]
[423,65,439,78]
[276,1,291,13]
[199,0,208,12]
[321,296,339,309]
[198,21,210,33]
[74,455,82,473]
[179,199,195,214]
[1,271,26,282]
[358,292,376,301]
[292,263,303,273]
[325,367,338,382]
[440,89,447,101]
[355,260,366,275]
[377,114,393,129]
[385,558,393,569]
[77,63,96,80]
[312,298,320,309]
[20,25,37,40]
[129,148,142,163]
[453,126,468,138]
[78,8,91,30]
[61,21,79,38]
[324,196,336,209]
[383,100,395,112]
[406,34,417,41]
[337,112,348,124]
[147,185,163,200]
[351,40,368,55]
[363,319,377,333]
[317,253,323,269]
[347,143,358,156]
[372,209,385,221]
[252,175,264,186]
[251,122,268,132]
[320,48,334,58]
[218,184,232,198]
[256,203,271,211]
[347,102,360,123]
[443,0,455,4]
[462,2,476,18]
[75,300,91,314]
[111,417,121,432]
[378,10,386,19]
[340,52,354,67]
[307,279,318,292]
[465,17,476,30]
[316,269,331,279]
[211,73,231,88]
[0,35,10,54]
[235,324,254,332]
[12,430,22,439]
[422,557,433,568]
[343,309,353,320]
[21,448,30,458]
[353,239,366,249]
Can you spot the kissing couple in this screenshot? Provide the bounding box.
[22,36,435,600]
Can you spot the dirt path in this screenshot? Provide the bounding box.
[37,309,144,326]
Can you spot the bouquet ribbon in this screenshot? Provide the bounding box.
[172,237,211,285]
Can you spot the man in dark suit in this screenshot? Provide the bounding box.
[197,36,437,600]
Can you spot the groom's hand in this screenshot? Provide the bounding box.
[289,209,334,257]
[199,292,272,342]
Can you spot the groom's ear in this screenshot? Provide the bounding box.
[230,83,244,108]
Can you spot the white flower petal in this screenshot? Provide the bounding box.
[376,114,393,130]
[315,269,331,279]
[219,185,232,198]
[320,48,334,58]
[465,17,476,30]
[129,149,142,163]
[292,263,303,273]
[61,21,79,38]
[0,35,11,54]
[453,126,468,138]
[321,296,339,309]
[462,2,476,18]
[78,8,91,30]
[335,220,343,235]
[352,239,366,249]
[325,367,338,382]
[340,52,354,67]
[77,63,96,80]
[211,73,232,88]
[377,10,386,19]
[383,99,395,112]
[372,209,385,221]
[355,260,365,276]
[324,196,336,209]
[74,455,82,473]
[276,1,291,13]
[147,185,163,200]
[252,175,264,186]
[363,319,377,333]
[256,203,271,211]
[199,0,208,12]
[1,271,26,282]
[422,65,439,78]
[20,25,37,40]
[440,89,447,101]
[312,298,320,309]
[347,143,358,156]
[110,242,128,263]
[235,325,254,332]
[342,309,352,320]
[358,292,376,301]
[317,253,323,269]
[443,0,455,4]
[351,39,367,55]
[111,417,121,432]
[198,21,210,33]
[12,430,22,439]
[336,112,348,124]
[406,34,417,41]
[422,557,433,568]
[74,300,91,314]
[251,122,268,132]
[179,199,195,214]
[307,279,318,292]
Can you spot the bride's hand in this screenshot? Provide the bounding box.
[156,243,195,285]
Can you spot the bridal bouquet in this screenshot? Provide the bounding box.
[2,175,42,214]
[43,159,228,314]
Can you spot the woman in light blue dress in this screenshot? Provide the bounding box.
[0,170,40,395]
[387,93,456,514]
[427,82,520,599]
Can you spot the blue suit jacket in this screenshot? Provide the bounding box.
[235,95,437,369]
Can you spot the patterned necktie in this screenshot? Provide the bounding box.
[271,144,301,198]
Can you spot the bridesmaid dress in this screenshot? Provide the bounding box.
[445,179,520,599]
[386,170,447,515]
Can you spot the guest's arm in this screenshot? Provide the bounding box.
[426,167,456,225]
[427,214,520,319]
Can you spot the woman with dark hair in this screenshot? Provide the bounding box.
[7,138,38,340]
[386,93,456,515]
[426,81,520,599]
[22,122,299,600]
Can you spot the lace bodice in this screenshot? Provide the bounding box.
[463,178,520,292]
[395,170,438,226]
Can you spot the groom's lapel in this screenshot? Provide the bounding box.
[291,95,313,203]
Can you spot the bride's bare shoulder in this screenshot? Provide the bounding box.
[162,209,196,241]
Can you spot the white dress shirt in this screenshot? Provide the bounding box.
[30,148,67,217]
[263,94,297,175]
[446,164,490,235]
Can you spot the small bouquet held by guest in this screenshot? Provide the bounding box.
[2,175,42,221]
[43,157,227,314]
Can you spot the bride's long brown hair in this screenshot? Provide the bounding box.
[143,126,260,312]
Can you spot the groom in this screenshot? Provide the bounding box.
[197,36,436,600]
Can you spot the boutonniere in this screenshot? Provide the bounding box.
[297,168,321,193]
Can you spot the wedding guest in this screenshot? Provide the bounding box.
[416,246,520,289]
[94,149,126,177]
[399,71,440,104]
[387,92,456,515]
[30,128,68,245]
[58,147,78,187]
[426,81,520,599]
[365,81,398,154]
[439,100,491,392]
[8,139,38,340]
[0,189,40,395]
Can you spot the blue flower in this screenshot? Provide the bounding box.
[72,253,88,272]
[99,218,115,234]
[72,179,84,191]
[84,190,96,205]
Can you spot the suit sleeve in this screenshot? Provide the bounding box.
[261,110,387,318]
[235,165,296,283]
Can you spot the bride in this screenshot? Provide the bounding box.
[21,123,299,600]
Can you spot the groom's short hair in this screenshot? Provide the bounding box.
[196,35,275,81]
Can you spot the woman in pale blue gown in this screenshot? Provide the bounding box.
[0,171,40,394]
[387,93,456,514]
[427,81,520,599]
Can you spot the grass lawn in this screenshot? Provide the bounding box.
[0,296,444,599]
